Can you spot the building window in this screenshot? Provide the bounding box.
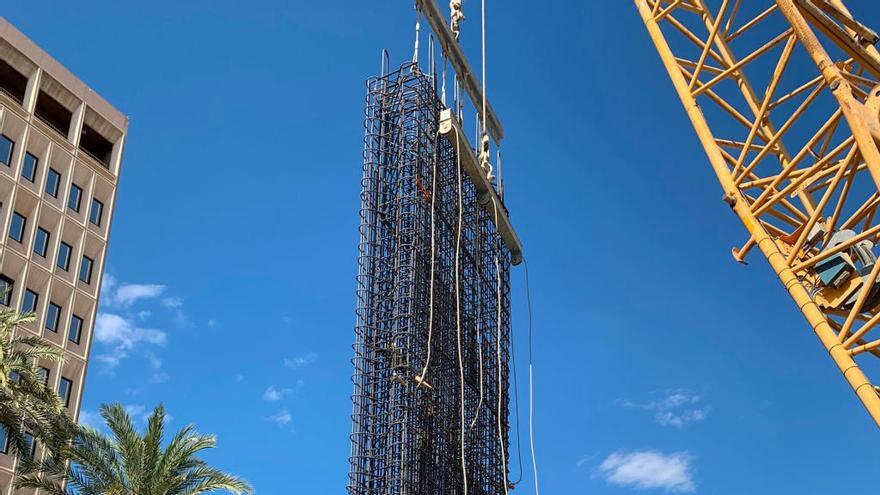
[57,242,71,271]
[45,302,61,332]
[21,152,37,182]
[33,227,50,257]
[21,431,35,459]
[0,425,8,455]
[0,276,12,306]
[58,377,72,408]
[45,168,61,197]
[21,289,38,313]
[79,256,93,284]
[68,183,82,212]
[36,367,49,386]
[68,314,83,344]
[0,135,13,166]
[89,198,104,227]
[8,211,25,242]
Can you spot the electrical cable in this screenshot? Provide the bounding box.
[523,257,540,495]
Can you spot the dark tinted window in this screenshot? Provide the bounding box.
[21,289,37,313]
[0,276,12,306]
[8,212,25,242]
[33,227,49,257]
[68,184,82,212]
[22,431,34,459]
[89,198,104,226]
[68,314,83,344]
[0,135,13,166]
[21,152,37,182]
[36,367,48,386]
[45,168,61,197]
[58,377,72,407]
[79,256,93,284]
[45,303,60,332]
[0,425,8,455]
[57,242,71,271]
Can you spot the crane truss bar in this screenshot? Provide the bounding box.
[636,0,880,427]
[418,0,505,144]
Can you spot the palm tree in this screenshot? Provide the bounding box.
[19,403,254,495]
[0,308,74,462]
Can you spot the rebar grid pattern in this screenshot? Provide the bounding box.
[350,64,511,495]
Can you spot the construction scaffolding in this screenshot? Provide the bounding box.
[348,63,512,495]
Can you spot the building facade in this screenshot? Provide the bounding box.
[0,17,127,491]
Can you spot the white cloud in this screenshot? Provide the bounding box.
[123,404,172,425]
[620,391,710,428]
[576,453,598,469]
[101,273,117,296]
[596,451,695,493]
[284,353,317,369]
[163,297,183,308]
[267,409,292,427]
[95,313,167,350]
[263,385,293,401]
[94,313,167,370]
[77,409,102,429]
[124,404,147,422]
[96,352,127,369]
[145,352,162,370]
[110,284,166,308]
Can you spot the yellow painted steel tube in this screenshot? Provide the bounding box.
[635,0,880,427]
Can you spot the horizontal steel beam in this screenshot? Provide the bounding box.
[439,109,522,265]
[419,0,505,144]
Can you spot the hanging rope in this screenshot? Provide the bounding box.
[454,130,469,495]
[416,130,442,389]
[469,318,485,431]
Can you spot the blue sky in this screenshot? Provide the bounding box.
[4,1,880,494]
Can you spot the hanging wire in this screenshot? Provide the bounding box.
[523,257,541,495]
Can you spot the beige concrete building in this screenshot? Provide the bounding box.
[0,17,127,491]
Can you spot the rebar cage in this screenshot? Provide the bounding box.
[349,63,512,495]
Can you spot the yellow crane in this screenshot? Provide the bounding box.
[636,0,880,427]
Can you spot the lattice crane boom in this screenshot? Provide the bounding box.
[636,0,880,427]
